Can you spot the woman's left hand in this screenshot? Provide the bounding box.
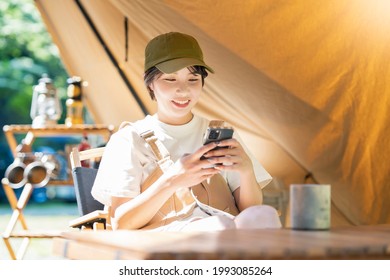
[201,138,253,176]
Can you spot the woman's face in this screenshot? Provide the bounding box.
[150,67,203,125]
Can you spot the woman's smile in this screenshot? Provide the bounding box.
[172,99,190,108]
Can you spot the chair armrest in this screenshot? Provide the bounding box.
[69,210,109,230]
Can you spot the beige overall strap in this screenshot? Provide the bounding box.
[139,130,173,171]
[120,121,173,171]
[139,130,169,161]
[136,129,195,229]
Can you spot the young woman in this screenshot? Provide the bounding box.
[92,32,281,231]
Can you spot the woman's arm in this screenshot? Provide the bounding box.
[110,173,180,230]
[110,142,221,230]
[232,178,263,211]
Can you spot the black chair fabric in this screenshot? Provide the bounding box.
[72,167,104,216]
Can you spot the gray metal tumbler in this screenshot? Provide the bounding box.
[290,184,331,230]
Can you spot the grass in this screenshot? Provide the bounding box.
[0,199,79,260]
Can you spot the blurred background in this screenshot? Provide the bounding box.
[0,0,94,205]
[0,0,84,259]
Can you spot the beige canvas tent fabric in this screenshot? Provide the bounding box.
[35,0,390,226]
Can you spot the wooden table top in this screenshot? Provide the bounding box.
[53,224,390,260]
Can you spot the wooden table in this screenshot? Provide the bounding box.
[53,224,390,260]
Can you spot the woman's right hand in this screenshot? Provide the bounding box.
[165,142,220,189]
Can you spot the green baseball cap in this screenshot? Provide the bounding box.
[144,32,214,74]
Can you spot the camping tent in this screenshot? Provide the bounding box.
[35,0,390,226]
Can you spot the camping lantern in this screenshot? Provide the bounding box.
[65,76,84,126]
[30,74,62,128]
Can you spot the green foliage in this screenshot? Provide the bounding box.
[0,0,69,179]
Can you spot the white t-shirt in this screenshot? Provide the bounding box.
[91,114,272,206]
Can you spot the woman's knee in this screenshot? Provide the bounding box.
[234,205,282,229]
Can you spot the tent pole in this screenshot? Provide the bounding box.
[74,0,149,116]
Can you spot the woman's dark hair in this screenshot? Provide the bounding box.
[144,66,209,100]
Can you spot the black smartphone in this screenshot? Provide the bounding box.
[203,127,234,145]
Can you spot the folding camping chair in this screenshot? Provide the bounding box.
[68,147,109,230]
